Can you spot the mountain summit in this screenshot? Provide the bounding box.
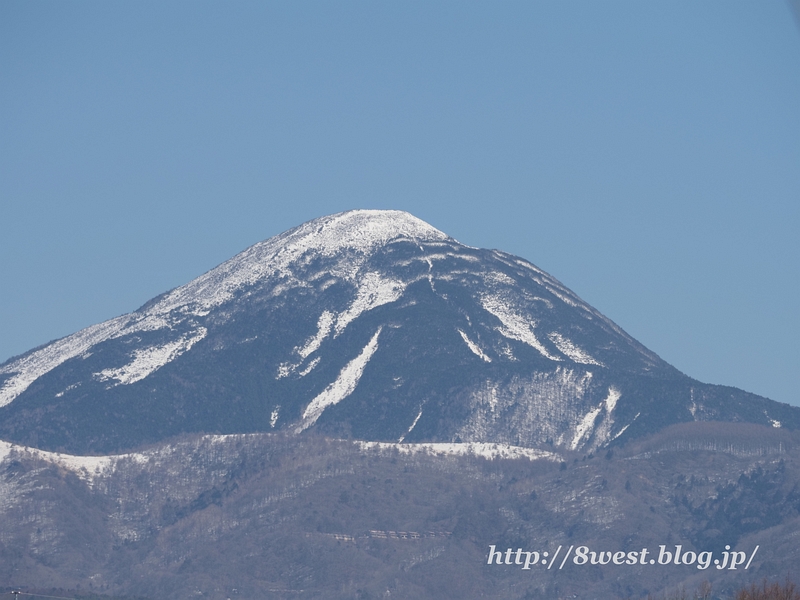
[1,209,796,453]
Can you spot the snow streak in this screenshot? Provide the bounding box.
[334,272,405,335]
[0,316,129,407]
[547,332,602,366]
[570,387,622,451]
[458,329,491,362]
[398,408,424,443]
[297,327,382,432]
[95,328,207,386]
[480,294,561,361]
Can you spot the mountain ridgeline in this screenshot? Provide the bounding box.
[1,210,796,454]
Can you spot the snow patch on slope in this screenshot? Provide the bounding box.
[0,316,130,407]
[570,406,604,451]
[94,328,207,386]
[357,441,559,462]
[297,327,383,432]
[298,357,321,377]
[396,251,481,267]
[335,272,405,335]
[278,271,403,379]
[398,408,424,443]
[278,311,335,379]
[298,311,335,359]
[456,368,594,449]
[570,387,622,451]
[458,329,491,362]
[480,294,561,361]
[548,332,603,366]
[604,387,621,413]
[484,271,517,286]
[612,423,631,441]
[544,284,580,308]
[0,439,147,486]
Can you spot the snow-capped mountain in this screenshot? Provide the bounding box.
[1,209,796,453]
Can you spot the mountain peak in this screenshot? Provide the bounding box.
[150,210,451,317]
[285,210,452,255]
[2,209,797,454]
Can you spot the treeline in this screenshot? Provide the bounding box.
[625,422,797,459]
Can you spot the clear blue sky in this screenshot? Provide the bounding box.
[2,2,799,406]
